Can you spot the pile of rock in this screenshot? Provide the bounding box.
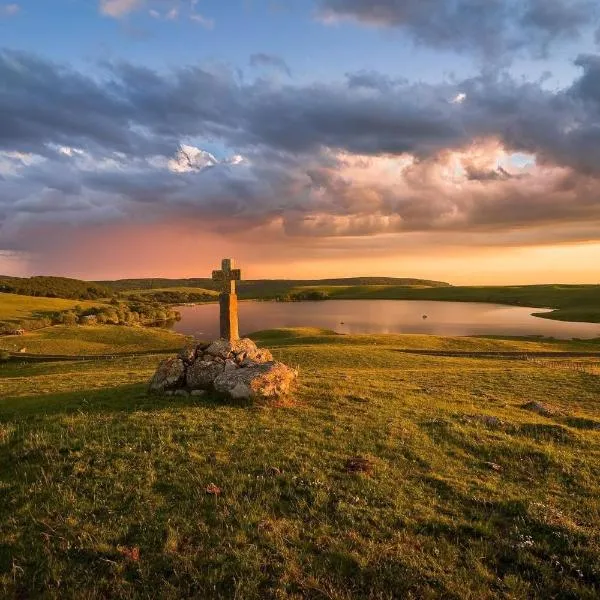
[149,338,297,402]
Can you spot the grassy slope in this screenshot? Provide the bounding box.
[103,277,450,292]
[0,325,188,355]
[1,329,599,598]
[0,293,101,323]
[125,287,219,297]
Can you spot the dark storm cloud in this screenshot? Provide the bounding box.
[249,53,291,76]
[317,0,596,59]
[3,47,600,172]
[2,48,600,246]
[345,71,407,92]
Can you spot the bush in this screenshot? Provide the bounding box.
[60,311,79,326]
[290,290,329,301]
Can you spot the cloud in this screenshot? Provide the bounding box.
[4,48,600,170]
[102,0,210,25]
[2,49,600,267]
[250,53,291,76]
[0,3,19,17]
[190,13,215,29]
[345,70,406,92]
[317,0,597,60]
[99,0,142,18]
[450,92,467,104]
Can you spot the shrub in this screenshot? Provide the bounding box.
[60,311,79,326]
[291,290,329,301]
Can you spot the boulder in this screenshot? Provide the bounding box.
[204,339,235,359]
[187,360,224,390]
[178,345,198,364]
[149,338,297,403]
[205,338,259,360]
[250,348,274,364]
[149,358,186,393]
[213,361,297,402]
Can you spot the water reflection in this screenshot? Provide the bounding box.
[173,300,600,340]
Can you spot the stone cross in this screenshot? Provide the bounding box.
[212,258,241,341]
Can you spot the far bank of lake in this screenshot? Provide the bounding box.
[173,300,600,340]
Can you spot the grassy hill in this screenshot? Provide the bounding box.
[101,277,451,298]
[0,325,187,356]
[0,276,111,300]
[1,328,599,598]
[126,287,219,297]
[0,293,101,324]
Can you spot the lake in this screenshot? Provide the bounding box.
[173,300,600,340]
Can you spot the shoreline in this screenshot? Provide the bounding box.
[171,298,599,326]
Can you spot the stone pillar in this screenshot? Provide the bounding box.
[219,292,239,341]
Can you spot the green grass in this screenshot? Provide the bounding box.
[252,327,600,351]
[0,325,188,356]
[0,293,100,323]
[1,328,599,598]
[126,287,219,297]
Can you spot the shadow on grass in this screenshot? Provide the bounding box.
[0,383,251,420]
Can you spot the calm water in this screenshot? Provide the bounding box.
[173,300,600,340]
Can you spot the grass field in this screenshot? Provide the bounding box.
[1,328,599,598]
[0,325,188,356]
[0,293,101,324]
[126,287,219,298]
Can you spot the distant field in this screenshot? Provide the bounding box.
[1,328,599,598]
[0,325,187,355]
[101,277,450,296]
[0,293,101,323]
[126,287,218,297]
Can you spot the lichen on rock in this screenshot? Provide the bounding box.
[148,357,186,393]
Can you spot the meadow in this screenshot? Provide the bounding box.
[0,325,186,356]
[0,293,101,324]
[1,327,599,598]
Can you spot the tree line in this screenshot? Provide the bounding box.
[0,276,111,300]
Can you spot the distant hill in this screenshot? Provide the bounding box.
[0,276,112,300]
[99,277,451,298]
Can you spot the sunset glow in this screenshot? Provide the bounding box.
[1,1,599,283]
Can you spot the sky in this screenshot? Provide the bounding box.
[1,0,600,284]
